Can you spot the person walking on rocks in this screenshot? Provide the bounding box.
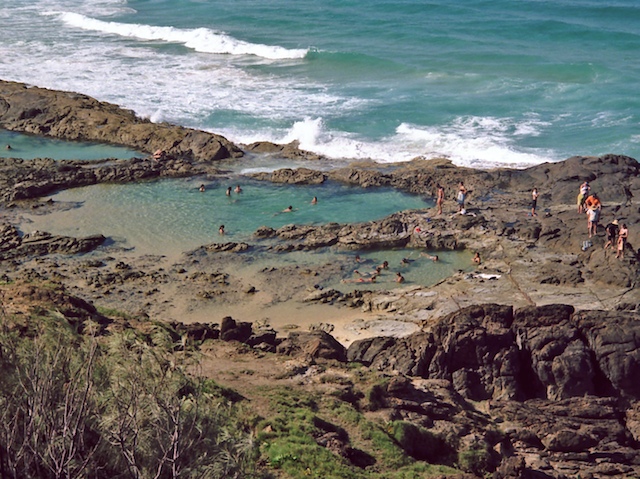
[616,223,628,259]
[457,181,467,213]
[585,193,602,238]
[604,219,619,250]
[623,184,633,207]
[436,184,444,215]
[531,187,539,217]
[577,181,590,213]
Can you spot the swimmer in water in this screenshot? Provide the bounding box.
[342,274,378,284]
[420,252,439,262]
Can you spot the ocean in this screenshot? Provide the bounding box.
[2,0,639,169]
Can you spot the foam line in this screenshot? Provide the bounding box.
[57,12,309,60]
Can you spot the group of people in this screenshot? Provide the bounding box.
[576,181,629,259]
[199,183,320,235]
[604,218,629,259]
[433,181,467,216]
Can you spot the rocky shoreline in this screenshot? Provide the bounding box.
[2,80,640,478]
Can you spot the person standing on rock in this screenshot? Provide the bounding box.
[531,187,539,217]
[577,181,590,213]
[604,219,619,250]
[585,193,602,238]
[436,184,444,215]
[456,181,467,213]
[623,184,633,207]
[616,223,628,259]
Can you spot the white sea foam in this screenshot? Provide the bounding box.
[56,12,309,60]
[221,116,558,169]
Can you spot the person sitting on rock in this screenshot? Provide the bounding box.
[153,149,166,161]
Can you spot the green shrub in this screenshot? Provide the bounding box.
[389,421,444,462]
[458,443,492,476]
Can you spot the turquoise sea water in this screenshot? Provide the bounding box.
[1,0,639,168]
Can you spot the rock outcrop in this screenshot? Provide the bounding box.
[0,223,105,260]
[347,303,640,402]
[0,156,219,202]
[0,80,243,161]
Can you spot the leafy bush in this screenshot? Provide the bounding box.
[0,314,259,479]
[389,421,445,463]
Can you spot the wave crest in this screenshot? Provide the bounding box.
[56,12,309,60]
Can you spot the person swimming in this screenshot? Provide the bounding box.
[342,274,378,284]
[219,225,225,235]
[199,184,206,192]
[420,252,439,262]
[234,185,242,193]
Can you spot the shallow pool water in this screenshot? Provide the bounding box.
[9,131,473,288]
[21,177,433,256]
[0,130,143,160]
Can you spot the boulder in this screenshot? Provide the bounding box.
[276,330,347,362]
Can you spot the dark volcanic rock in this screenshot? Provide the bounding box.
[0,80,242,161]
[0,223,105,259]
[250,167,327,184]
[277,330,347,362]
[348,303,640,402]
[220,316,253,343]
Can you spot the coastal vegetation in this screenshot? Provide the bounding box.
[0,280,479,479]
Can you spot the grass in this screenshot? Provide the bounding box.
[252,386,463,479]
